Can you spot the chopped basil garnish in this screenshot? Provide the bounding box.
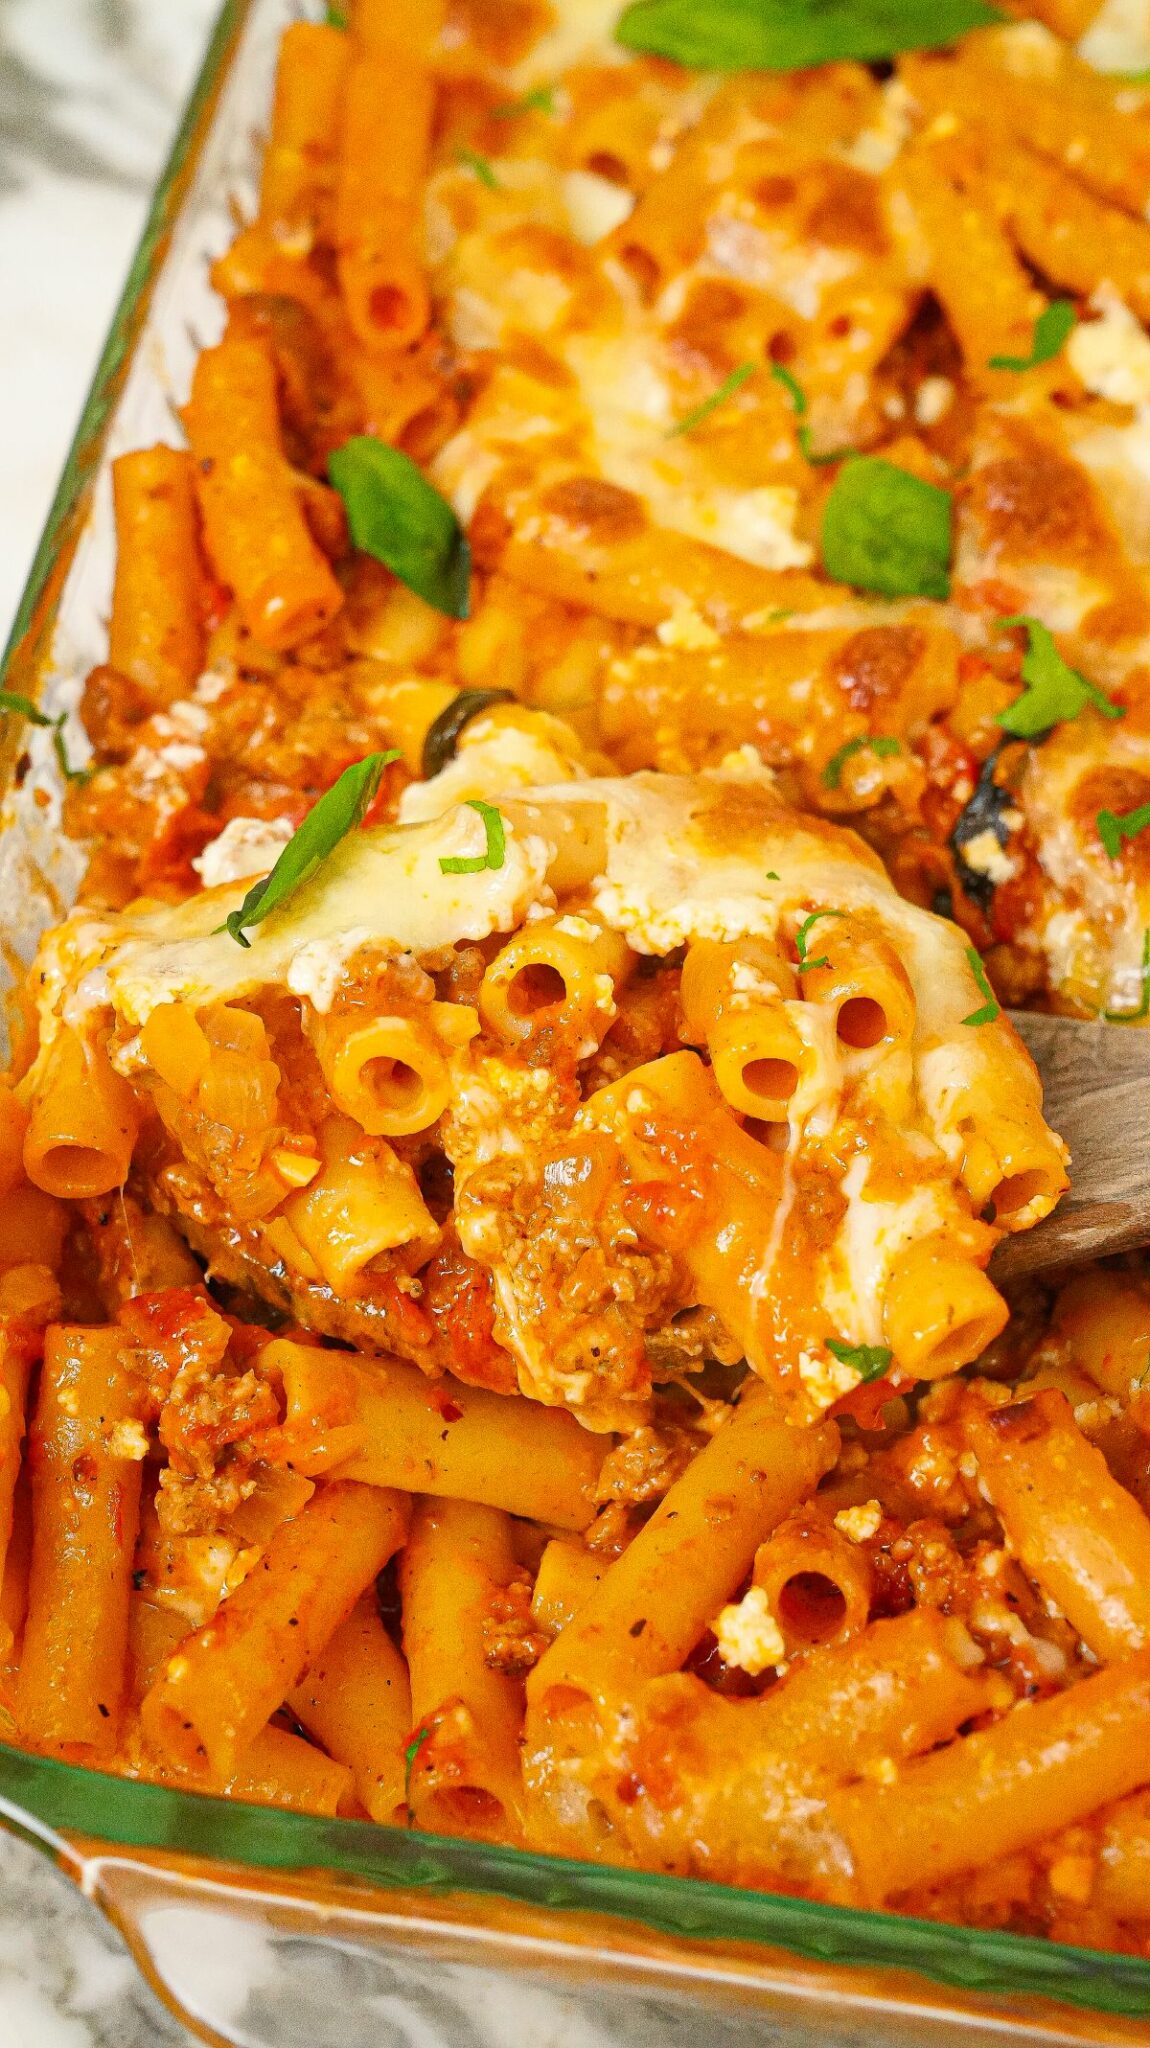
[795,908,846,972]
[1,689,50,724]
[0,688,92,783]
[821,458,953,601]
[219,750,399,948]
[422,688,516,781]
[328,437,471,619]
[404,1721,434,1822]
[827,1338,893,1382]
[988,300,1077,373]
[1097,800,1150,862]
[769,362,853,467]
[822,734,900,790]
[325,3,348,23]
[439,798,506,875]
[457,148,499,189]
[996,616,1122,739]
[668,362,756,437]
[961,945,1000,1027]
[493,84,556,117]
[616,0,1001,71]
[1105,928,1150,1023]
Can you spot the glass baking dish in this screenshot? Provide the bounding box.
[2,3,1150,2040]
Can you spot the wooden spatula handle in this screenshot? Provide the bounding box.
[992,1013,1150,1282]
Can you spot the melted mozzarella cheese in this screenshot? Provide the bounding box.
[432,256,812,579]
[1023,716,1150,1012]
[503,0,625,86]
[37,764,1063,1263]
[561,327,813,571]
[823,1147,955,1350]
[46,767,1024,1063]
[398,712,591,825]
[563,169,635,244]
[45,805,557,1031]
[192,816,295,890]
[1079,0,1150,75]
[1068,289,1150,407]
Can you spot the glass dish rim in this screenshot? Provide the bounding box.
[2,1737,1149,2021]
[1,0,1148,2024]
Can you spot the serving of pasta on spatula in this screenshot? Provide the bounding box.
[13,0,1150,1976]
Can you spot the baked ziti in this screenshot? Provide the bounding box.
[4,0,1150,1956]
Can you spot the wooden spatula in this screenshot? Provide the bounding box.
[991,1014,1150,1282]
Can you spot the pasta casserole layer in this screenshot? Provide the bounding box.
[7,0,1150,1970]
[21,730,1066,1426]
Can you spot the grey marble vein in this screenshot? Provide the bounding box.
[0,1832,194,2044]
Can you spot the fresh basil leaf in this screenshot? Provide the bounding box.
[668,361,756,436]
[0,689,52,729]
[51,726,94,785]
[493,84,556,117]
[219,750,399,948]
[616,0,1002,72]
[822,734,900,790]
[404,1721,434,1822]
[1106,928,1150,1022]
[795,908,846,972]
[988,299,1077,373]
[961,945,1000,1027]
[422,688,515,781]
[996,616,1123,739]
[826,1338,893,1383]
[821,458,953,601]
[803,431,855,468]
[1097,800,1150,862]
[329,437,471,619]
[0,690,91,780]
[325,3,348,23]
[770,362,854,467]
[439,798,506,875]
[457,147,499,189]
[770,363,807,418]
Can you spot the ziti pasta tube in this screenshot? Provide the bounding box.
[140,1480,409,1778]
[962,1388,1150,1663]
[829,1647,1150,1906]
[400,1497,525,1840]
[528,1386,838,1717]
[183,322,343,651]
[268,1340,603,1530]
[108,447,206,707]
[287,1592,411,1824]
[16,1326,144,1754]
[334,0,444,352]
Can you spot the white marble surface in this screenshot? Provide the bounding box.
[0,0,219,636]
